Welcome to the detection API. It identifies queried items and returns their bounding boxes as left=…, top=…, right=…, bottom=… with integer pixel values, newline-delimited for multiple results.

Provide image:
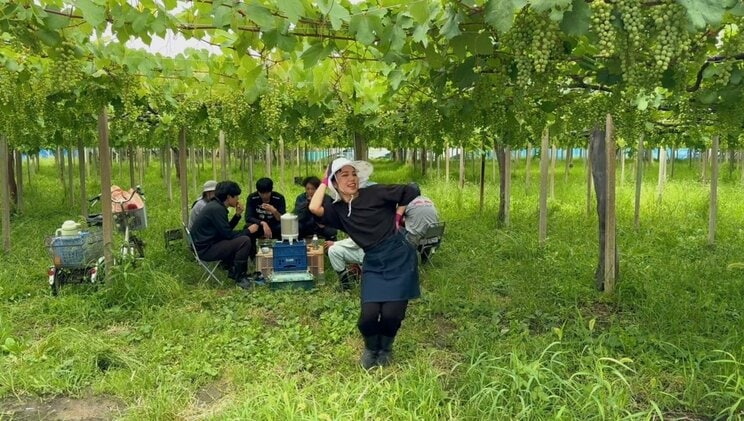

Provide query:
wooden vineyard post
left=634, top=134, right=644, bottom=230
left=179, top=128, right=189, bottom=227
left=0, top=135, right=10, bottom=251
left=128, top=144, right=135, bottom=189
left=211, top=148, right=217, bottom=181
left=78, top=139, right=87, bottom=218
left=219, top=130, right=227, bottom=180
left=265, top=143, right=272, bottom=178
left=279, top=136, right=285, bottom=194
left=137, top=147, right=145, bottom=186
left=98, top=107, right=113, bottom=267
left=586, top=145, right=592, bottom=217
left=479, top=149, right=485, bottom=213
left=709, top=135, right=719, bottom=246
left=14, top=150, right=22, bottom=214
left=549, top=144, right=557, bottom=199
left=444, top=141, right=450, bottom=182
left=525, top=142, right=532, bottom=191
left=166, top=144, right=173, bottom=203
left=503, top=146, right=511, bottom=226
left=538, top=128, right=549, bottom=246
left=590, top=118, right=619, bottom=292
left=604, top=114, right=617, bottom=293
left=657, top=146, right=666, bottom=203
left=249, top=152, right=255, bottom=191
left=458, top=145, right=465, bottom=189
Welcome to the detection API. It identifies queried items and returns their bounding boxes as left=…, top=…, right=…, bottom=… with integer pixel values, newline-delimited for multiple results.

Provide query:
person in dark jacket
left=246, top=177, right=286, bottom=240
left=190, top=181, right=259, bottom=287
left=294, top=176, right=337, bottom=241
left=309, top=158, right=420, bottom=369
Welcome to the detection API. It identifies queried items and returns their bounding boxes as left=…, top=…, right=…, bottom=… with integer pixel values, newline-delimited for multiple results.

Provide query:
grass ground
left=1, top=155, right=743, bottom=420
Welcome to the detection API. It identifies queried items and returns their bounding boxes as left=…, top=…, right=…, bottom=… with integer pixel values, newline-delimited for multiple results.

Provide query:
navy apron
left=360, top=231, right=420, bottom=303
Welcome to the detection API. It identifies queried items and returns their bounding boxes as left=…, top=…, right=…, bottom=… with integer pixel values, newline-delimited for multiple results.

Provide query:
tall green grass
left=1, top=156, right=743, bottom=419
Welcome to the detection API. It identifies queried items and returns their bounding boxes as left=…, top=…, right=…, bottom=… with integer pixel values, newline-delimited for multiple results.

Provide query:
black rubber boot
left=360, top=335, right=380, bottom=370
left=230, top=260, right=251, bottom=288
left=376, top=336, right=395, bottom=367
left=337, top=270, right=353, bottom=291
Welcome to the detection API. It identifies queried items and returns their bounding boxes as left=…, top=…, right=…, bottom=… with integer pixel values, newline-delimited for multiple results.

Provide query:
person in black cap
left=246, top=177, right=286, bottom=240
left=309, top=158, right=420, bottom=369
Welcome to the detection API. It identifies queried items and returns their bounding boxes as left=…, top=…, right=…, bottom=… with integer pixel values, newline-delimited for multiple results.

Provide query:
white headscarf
left=326, top=157, right=374, bottom=203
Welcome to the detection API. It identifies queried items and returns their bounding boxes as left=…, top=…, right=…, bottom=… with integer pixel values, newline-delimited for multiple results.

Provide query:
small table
left=256, top=244, right=324, bottom=278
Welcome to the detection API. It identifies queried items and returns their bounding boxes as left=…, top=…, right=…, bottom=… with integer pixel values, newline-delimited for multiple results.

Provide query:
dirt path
left=0, top=395, right=123, bottom=420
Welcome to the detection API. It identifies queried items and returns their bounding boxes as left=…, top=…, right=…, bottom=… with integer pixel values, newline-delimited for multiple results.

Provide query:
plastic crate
left=46, top=230, right=103, bottom=268
left=269, top=271, right=314, bottom=290
left=273, top=241, right=307, bottom=272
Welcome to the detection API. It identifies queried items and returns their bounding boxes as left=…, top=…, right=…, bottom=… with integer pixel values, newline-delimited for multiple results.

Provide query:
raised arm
left=309, top=183, right=326, bottom=218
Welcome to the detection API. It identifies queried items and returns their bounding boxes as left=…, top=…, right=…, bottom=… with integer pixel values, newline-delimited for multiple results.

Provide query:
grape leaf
left=262, top=30, right=297, bottom=52
left=531, top=0, right=571, bottom=13
left=412, top=23, right=429, bottom=47
left=409, top=1, right=430, bottom=24
left=317, top=0, right=350, bottom=31
left=484, top=0, right=527, bottom=33
left=131, top=11, right=150, bottom=35
left=37, top=28, right=61, bottom=46
left=474, top=32, right=493, bottom=55
left=439, top=7, right=462, bottom=40
left=245, top=3, right=274, bottom=29
left=559, top=0, right=590, bottom=36
left=677, top=0, right=726, bottom=29
left=41, top=11, right=72, bottom=31
left=350, top=14, right=376, bottom=45
left=301, top=41, right=333, bottom=67
left=75, top=0, right=105, bottom=28
left=277, top=0, right=305, bottom=25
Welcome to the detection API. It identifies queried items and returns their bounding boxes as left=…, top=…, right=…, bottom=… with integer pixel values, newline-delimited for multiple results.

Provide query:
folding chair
left=417, top=222, right=445, bottom=267
left=182, top=222, right=222, bottom=285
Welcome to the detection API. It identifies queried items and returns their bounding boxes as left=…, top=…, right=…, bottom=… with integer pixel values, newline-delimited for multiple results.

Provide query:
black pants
left=358, top=301, right=408, bottom=337
left=198, top=236, right=252, bottom=264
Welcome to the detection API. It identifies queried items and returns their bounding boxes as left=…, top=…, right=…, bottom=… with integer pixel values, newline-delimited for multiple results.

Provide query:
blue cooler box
left=272, top=241, right=308, bottom=272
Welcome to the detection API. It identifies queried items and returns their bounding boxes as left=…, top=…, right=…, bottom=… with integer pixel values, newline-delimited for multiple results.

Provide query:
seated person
left=190, top=181, right=260, bottom=288
left=401, top=194, right=441, bottom=263
left=325, top=237, right=364, bottom=290
left=189, top=180, right=218, bottom=230
left=246, top=177, right=286, bottom=240
left=294, top=176, right=337, bottom=241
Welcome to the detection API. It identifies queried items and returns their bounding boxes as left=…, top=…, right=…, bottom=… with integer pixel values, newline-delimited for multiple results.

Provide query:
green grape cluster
left=650, top=1, right=689, bottom=71
left=0, top=68, right=14, bottom=108
left=529, top=18, right=560, bottom=74
left=591, top=0, right=616, bottom=55
left=50, top=42, right=84, bottom=94
left=505, top=9, right=560, bottom=87
left=616, top=0, right=644, bottom=47
left=260, top=84, right=282, bottom=139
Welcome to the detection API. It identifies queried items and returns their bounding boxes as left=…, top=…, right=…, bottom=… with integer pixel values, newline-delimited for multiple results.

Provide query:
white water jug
left=56, top=220, right=81, bottom=237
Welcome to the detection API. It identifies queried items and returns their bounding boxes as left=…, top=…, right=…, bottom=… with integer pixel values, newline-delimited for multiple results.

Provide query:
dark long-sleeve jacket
left=318, top=184, right=419, bottom=250
left=190, top=199, right=243, bottom=253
